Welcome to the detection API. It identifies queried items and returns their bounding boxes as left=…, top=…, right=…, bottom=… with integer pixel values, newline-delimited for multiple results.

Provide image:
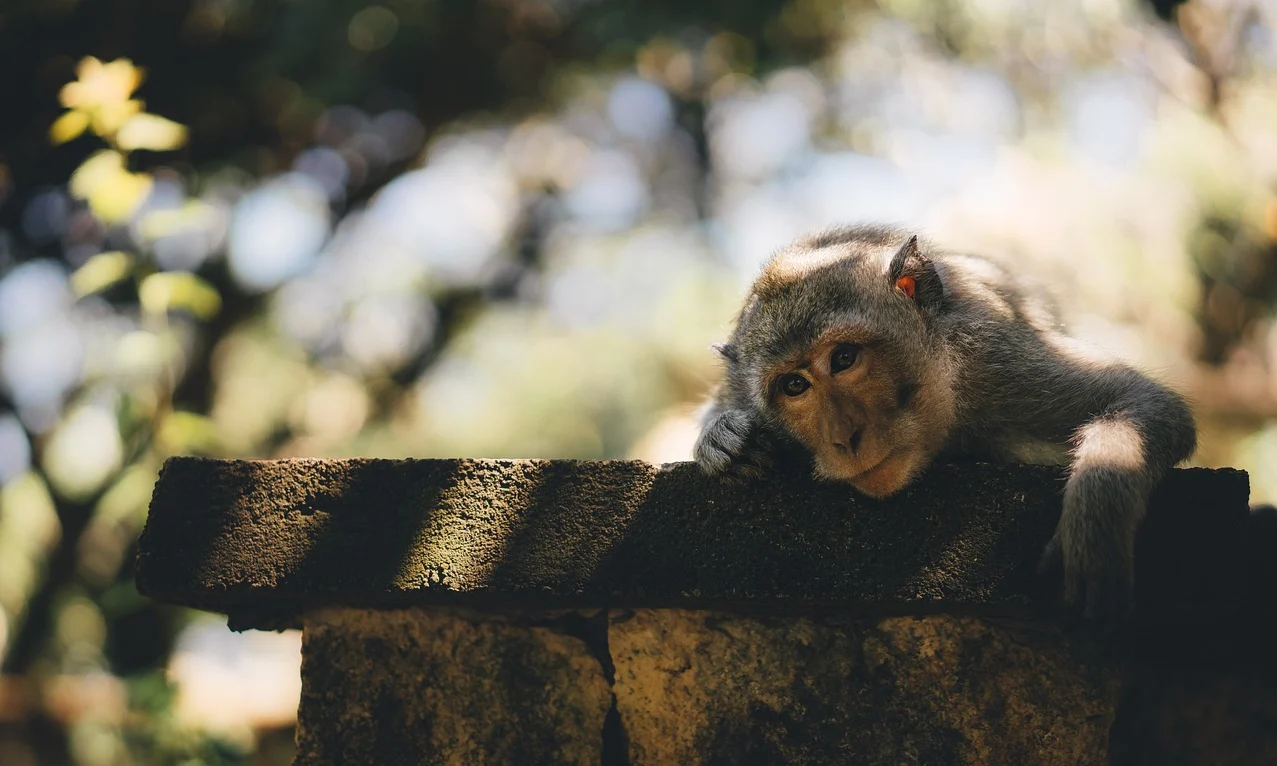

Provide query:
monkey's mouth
left=819, top=447, right=914, bottom=497
left=848, top=448, right=896, bottom=480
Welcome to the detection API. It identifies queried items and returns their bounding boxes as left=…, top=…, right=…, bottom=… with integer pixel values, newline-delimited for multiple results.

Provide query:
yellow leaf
left=58, top=57, right=100, bottom=107
left=69, top=150, right=126, bottom=197
left=70, top=251, right=134, bottom=296
left=115, top=113, right=188, bottom=152
left=93, top=172, right=152, bottom=224
left=57, top=57, right=148, bottom=139
left=69, top=150, right=153, bottom=224
left=90, top=99, right=143, bottom=138
left=139, top=272, right=222, bottom=319
left=59, top=56, right=143, bottom=110
left=49, top=110, right=90, bottom=145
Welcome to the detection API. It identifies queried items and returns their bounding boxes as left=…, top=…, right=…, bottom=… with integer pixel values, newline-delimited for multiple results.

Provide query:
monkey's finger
left=693, top=426, right=748, bottom=475
left=718, top=461, right=765, bottom=485
left=1037, top=536, right=1063, bottom=576
left=1062, top=571, right=1082, bottom=608
left=1082, top=580, right=1103, bottom=620
left=1082, top=563, right=1135, bottom=621
left=718, top=410, right=754, bottom=439
left=718, top=449, right=774, bottom=484
left=739, top=439, right=775, bottom=470
left=693, top=445, right=733, bottom=476
left=696, top=442, right=752, bottom=478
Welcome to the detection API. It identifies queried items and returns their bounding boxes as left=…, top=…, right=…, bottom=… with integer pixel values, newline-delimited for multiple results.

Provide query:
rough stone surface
left=610, top=610, right=1120, bottom=766
left=294, top=607, right=611, bottom=766
left=136, top=458, right=1255, bottom=621
left=136, top=457, right=1277, bottom=766
left=295, top=606, right=1277, bottom=765
left=1109, top=668, right=1277, bottom=765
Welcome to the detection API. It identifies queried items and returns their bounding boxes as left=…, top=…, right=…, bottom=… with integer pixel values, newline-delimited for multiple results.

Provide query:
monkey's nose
left=833, top=429, right=864, bottom=454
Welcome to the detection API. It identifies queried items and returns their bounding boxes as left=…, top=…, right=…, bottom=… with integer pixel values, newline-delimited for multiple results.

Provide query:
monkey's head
left=721, top=226, right=958, bottom=497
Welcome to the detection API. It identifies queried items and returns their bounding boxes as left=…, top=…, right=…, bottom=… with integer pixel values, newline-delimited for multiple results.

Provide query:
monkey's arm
left=994, top=340, right=1197, bottom=616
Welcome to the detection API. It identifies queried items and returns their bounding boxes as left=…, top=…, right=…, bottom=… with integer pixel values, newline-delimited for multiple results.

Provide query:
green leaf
left=156, top=411, right=222, bottom=455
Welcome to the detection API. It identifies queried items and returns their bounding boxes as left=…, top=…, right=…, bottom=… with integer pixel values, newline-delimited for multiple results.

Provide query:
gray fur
left=693, top=224, right=1197, bottom=617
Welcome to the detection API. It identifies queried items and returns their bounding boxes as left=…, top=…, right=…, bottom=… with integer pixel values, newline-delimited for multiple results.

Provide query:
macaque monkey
left=695, top=225, right=1196, bottom=616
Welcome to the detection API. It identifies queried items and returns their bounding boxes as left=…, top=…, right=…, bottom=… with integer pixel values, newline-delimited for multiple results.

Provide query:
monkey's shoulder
left=934, top=251, right=1062, bottom=334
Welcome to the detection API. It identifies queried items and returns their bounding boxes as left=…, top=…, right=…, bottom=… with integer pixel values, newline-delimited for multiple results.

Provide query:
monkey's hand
left=1036, top=417, right=1162, bottom=619
left=1004, top=347, right=1194, bottom=619
left=1038, top=475, right=1142, bottom=619
left=693, top=407, right=776, bottom=481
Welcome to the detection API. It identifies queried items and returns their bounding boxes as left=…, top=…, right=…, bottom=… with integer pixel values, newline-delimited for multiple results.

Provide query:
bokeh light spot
left=0, top=260, right=71, bottom=337
left=0, top=415, right=31, bottom=484
left=348, top=6, right=399, bottom=52
left=607, top=77, right=674, bottom=143
left=563, top=150, right=649, bottom=230
left=340, top=293, right=436, bottom=373
left=227, top=174, right=331, bottom=292
left=41, top=403, right=124, bottom=502
left=365, top=142, right=518, bottom=285
left=22, top=190, right=71, bottom=244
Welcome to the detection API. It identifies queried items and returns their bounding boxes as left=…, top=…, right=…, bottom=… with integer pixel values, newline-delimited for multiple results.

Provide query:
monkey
left=694, top=224, right=1197, bottom=617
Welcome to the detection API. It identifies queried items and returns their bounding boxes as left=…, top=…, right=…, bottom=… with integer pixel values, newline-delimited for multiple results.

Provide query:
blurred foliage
left=2, top=0, right=1277, bottom=763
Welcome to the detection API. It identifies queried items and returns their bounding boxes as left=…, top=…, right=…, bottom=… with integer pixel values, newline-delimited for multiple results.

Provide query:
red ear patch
left=895, top=275, right=916, bottom=299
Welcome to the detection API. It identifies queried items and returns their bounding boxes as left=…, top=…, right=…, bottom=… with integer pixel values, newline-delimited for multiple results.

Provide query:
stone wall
left=137, top=458, right=1277, bottom=764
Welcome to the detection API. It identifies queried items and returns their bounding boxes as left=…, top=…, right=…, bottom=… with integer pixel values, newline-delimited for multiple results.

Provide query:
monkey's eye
left=779, top=373, right=810, bottom=397
left=830, top=343, right=861, bottom=373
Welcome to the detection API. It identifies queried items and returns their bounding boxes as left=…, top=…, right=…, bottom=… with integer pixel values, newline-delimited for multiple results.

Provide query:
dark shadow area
left=593, top=461, right=1066, bottom=609
left=138, top=457, right=472, bottom=615
left=485, top=460, right=653, bottom=593
left=137, top=456, right=1268, bottom=655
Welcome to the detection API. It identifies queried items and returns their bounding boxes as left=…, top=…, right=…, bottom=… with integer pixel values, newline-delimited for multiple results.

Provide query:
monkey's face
left=765, top=333, right=935, bottom=496
left=725, top=229, right=957, bottom=496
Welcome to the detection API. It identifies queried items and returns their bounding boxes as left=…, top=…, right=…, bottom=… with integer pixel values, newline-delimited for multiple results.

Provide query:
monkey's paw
left=693, top=409, right=774, bottom=482
left=1038, top=496, right=1138, bottom=619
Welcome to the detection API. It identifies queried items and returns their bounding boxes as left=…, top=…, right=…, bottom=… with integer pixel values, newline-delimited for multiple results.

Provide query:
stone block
left=295, top=608, right=611, bottom=766
left=611, top=610, right=1119, bottom=765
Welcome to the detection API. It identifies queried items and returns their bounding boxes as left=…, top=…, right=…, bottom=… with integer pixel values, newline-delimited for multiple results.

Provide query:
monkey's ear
left=888, top=235, right=943, bottom=309
left=712, top=343, right=739, bottom=363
